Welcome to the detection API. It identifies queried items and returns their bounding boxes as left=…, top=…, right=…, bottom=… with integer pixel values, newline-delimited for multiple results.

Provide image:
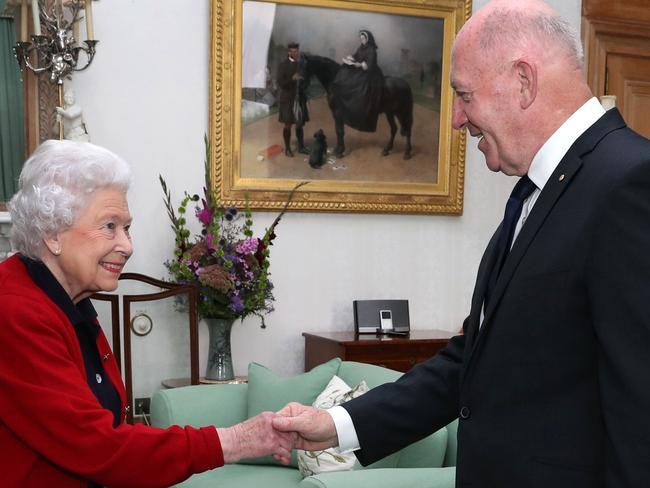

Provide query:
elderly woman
left=0, top=140, right=291, bottom=487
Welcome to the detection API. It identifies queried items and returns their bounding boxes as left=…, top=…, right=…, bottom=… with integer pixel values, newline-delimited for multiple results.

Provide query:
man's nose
left=451, top=98, right=468, bottom=130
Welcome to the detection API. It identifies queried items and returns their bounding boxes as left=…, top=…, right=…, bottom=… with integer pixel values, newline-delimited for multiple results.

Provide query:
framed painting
left=210, top=0, right=470, bottom=214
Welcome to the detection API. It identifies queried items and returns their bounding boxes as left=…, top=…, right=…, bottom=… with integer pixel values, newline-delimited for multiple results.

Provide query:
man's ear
left=514, top=59, right=537, bottom=109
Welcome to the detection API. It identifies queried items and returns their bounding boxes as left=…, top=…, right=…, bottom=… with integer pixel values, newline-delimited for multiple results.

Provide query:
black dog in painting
left=309, top=129, right=327, bottom=168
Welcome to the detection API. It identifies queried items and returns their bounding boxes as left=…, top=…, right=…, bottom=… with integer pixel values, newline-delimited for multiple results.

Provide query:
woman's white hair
left=9, top=139, right=132, bottom=259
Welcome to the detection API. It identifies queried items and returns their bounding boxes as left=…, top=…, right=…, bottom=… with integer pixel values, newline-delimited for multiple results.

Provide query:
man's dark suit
left=343, top=109, right=650, bottom=487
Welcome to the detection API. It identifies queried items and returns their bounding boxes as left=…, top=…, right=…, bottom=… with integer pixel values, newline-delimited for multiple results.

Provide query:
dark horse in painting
left=300, top=54, right=414, bottom=160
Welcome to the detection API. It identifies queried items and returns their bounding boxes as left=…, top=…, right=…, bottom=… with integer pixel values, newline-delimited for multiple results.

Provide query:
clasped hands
left=218, top=403, right=337, bottom=465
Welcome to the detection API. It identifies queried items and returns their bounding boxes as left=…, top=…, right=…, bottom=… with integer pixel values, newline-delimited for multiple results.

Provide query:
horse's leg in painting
left=382, top=111, right=398, bottom=156
left=334, top=115, right=346, bottom=158
left=402, top=128, right=412, bottom=160
left=327, top=94, right=345, bottom=158
left=397, top=106, right=413, bottom=160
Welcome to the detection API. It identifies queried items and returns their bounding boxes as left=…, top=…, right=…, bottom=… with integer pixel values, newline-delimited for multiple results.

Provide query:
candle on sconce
left=73, top=17, right=80, bottom=43
left=85, top=0, right=94, bottom=40
left=31, top=0, right=41, bottom=36
left=21, top=0, right=28, bottom=42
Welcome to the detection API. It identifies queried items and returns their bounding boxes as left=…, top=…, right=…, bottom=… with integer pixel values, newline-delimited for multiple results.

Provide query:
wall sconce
left=13, top=0, right=98, bottom=139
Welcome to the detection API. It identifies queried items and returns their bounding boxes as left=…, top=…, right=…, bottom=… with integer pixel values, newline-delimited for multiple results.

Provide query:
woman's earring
left=53, top=248, right=61, bottom=256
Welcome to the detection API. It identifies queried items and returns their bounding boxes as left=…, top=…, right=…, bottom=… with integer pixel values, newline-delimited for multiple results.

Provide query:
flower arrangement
left=160, top=138, right=305, bottom=327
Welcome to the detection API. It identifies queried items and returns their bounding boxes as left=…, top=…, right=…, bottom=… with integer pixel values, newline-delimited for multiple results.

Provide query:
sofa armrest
left=299, top=467, right=456, bottom=488
left=151, top=384, right=248, bottom=428
left=443, top=419, right=458, bottom=467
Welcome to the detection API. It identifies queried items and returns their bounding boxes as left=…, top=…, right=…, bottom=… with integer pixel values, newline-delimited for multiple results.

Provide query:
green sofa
left=151, top=359, right=457, bottom=488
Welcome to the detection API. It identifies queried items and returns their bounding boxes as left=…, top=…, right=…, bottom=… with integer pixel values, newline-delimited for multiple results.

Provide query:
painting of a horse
left=300, top=54, right=414, bottom=160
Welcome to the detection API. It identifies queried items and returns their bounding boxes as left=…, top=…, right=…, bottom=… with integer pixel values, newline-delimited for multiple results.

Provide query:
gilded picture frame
left=210, top=0, right=470, bottom=214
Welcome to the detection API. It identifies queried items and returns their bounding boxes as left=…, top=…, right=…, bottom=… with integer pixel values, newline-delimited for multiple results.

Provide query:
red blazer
left=0, top=255, right=223, bottom=487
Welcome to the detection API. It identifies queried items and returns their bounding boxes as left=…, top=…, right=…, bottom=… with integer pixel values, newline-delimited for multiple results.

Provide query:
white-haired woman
left=0, top=140, right=291, bottom=488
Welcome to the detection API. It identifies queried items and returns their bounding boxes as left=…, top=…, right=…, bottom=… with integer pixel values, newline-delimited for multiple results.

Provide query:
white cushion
left=297, top=375, right=368, bottom=478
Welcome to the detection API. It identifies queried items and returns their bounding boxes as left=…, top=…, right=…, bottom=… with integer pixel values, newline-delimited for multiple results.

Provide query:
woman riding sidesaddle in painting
left=332, top=29, right=384, bottom=132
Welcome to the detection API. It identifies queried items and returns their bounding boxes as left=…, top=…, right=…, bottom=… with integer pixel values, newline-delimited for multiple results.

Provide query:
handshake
left=218, top=403, right=337, bottom=465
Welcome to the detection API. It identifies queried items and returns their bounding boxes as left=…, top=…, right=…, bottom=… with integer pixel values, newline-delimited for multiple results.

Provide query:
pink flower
left=236, top=238, right=259, bottom=255
left=197, top=264, right=234, bottom=292
left=196, top=199, right=214, bottom=226
left=186, top=241, right=208, bottom=264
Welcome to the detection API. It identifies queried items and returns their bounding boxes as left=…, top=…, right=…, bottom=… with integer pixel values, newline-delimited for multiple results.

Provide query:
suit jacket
left=343, top=109, right=650, bottom=488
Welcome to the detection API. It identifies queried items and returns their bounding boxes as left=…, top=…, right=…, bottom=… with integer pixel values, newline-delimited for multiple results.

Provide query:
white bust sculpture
left=56, top=89, right=90, bottom=142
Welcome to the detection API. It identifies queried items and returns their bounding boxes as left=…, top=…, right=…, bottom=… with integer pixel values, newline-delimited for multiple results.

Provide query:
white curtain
left=242, top=1, right=276, bottom=89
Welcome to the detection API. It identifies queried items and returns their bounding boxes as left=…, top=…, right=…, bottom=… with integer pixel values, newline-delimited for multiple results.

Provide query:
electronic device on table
left=353, top=299, right=410, bottom=335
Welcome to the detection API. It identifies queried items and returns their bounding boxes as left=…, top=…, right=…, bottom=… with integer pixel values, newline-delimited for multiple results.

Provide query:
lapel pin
left=558, top=174, right=565, bottom=181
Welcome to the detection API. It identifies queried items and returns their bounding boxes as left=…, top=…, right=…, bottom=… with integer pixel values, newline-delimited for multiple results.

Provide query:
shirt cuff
left=326, top=406, right=361, bottom=453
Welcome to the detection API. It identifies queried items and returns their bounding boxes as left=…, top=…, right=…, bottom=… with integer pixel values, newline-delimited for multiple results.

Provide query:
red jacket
left=0, top=255, right=224, bottom=487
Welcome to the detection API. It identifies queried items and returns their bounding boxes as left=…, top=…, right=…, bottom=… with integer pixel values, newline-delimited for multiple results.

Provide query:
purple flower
left=228, top=291, right=245, bottom=313
left=205, top=232, right=217, bottom=251
left=236, top=238, right=259, bottom=255
left=223, top=253, right=243, bottom=267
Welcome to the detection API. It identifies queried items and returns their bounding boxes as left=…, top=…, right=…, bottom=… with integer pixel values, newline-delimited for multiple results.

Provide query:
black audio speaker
left=353, top=299, right=410, bottom=334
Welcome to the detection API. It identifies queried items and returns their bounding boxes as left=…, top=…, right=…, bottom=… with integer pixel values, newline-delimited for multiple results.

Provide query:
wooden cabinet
left=303, top=330, right=455, bottom=373
left=583, top=0, right=650, bottom=139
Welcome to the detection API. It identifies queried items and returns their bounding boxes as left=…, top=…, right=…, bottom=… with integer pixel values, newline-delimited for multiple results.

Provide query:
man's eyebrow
left=450, top=79, right=465, bottom=90
left=451, top=81, right=473, bottom=94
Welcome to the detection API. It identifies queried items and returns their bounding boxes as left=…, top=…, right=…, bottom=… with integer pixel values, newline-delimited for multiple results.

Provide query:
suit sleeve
left=585, top=160, right=650, bottom=486
left=342, top=332, right=465, bottom=465
left=0, top=295, right=223, bottom=488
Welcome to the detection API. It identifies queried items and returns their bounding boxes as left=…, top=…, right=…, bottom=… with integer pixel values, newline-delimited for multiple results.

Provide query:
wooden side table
left=303, top=330, right=455, bottom=372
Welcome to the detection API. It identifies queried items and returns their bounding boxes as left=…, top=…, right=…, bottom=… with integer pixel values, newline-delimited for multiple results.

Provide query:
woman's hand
left=217, top=412, right=294, bottom=465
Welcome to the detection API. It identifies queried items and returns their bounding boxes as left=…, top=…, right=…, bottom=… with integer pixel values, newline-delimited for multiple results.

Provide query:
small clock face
left=131, top=313, right=153, bottom=336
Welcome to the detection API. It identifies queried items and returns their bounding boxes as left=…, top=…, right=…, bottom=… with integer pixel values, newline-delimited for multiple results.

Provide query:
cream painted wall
left=70, top=0, right=580, bottom=397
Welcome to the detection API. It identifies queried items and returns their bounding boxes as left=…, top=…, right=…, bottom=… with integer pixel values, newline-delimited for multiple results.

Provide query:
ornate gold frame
left=210, top=0, right=470, bottom=214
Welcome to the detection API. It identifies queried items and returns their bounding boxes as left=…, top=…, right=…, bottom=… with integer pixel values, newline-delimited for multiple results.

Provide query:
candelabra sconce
left=14, top=36, right=97, bottom=83
left=12, top=0, right=98, bottom=140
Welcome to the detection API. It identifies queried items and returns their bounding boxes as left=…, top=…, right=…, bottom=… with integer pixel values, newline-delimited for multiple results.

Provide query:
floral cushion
left=297, top=375, right=369, bottom=478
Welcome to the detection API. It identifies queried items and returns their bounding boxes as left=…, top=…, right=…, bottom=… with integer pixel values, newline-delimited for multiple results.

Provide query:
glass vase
left=204, top=317, right=235, bottom=381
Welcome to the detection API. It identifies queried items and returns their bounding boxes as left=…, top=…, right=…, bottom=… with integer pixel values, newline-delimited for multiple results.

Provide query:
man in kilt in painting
left=277, top=41, right=310, bottom=157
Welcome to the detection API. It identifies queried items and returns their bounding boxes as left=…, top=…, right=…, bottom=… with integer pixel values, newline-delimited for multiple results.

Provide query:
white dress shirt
left=327, top=97, right=607, bottom=453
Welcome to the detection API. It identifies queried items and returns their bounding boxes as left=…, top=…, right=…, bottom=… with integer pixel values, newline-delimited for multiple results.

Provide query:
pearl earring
left=53, top=248, right=61, bottom=256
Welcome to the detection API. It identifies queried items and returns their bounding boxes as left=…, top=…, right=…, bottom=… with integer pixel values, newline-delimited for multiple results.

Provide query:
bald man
left=274, top=1, right=650, bottom=486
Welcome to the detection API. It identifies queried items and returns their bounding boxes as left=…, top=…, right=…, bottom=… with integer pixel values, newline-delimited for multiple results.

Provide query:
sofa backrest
left=337, top=361, right=402, bottom=388
left=336, top=361, right=456, bottom=469
left=150, top=359, right=458, bottom=470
